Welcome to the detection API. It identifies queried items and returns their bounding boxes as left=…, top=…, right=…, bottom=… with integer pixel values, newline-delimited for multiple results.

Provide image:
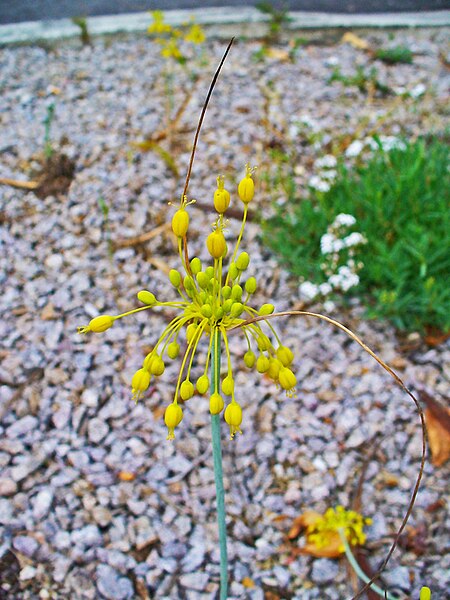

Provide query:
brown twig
left=113, top=223, right=171, bottom=249
left=0, top=177, right=40, bottom=190
left=231, top=310, right=427, bottom=600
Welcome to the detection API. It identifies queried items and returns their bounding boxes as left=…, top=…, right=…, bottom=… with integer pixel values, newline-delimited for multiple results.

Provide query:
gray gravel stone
left=0, top=477, right=17, bottom=496
left=13, top=535, right=39, bottom=557
left=32, top=489, right=54, bottom=520
left=311, top=558, right=339, bottom=584
left=6, top=415, right=38, bottom=438
left=96, top=564, right=134, bottom=600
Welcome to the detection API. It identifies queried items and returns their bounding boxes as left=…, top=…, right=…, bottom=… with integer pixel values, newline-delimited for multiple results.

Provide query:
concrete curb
left=0, top=7, right=449, bottom=46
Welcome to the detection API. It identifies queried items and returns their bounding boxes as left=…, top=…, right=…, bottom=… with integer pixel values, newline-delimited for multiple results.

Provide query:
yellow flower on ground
left=77, top=166, right=296, bottom=440
left=288, top=505, right=372, bottom=558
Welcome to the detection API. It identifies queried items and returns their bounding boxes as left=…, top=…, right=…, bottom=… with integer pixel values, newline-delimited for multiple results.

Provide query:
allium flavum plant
left=78, top=165, right=296, bottom=440
left=77, top=39, right=427, bottom=600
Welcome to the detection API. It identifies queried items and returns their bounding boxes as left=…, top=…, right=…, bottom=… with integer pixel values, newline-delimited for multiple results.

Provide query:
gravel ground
left=0, top=27, right=449, bottom=599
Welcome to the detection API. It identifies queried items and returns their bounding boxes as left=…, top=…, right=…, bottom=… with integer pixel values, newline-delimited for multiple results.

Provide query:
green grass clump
left=375, top=46, right=413, bottom=65
left=262, top=137, right=450, bottom=333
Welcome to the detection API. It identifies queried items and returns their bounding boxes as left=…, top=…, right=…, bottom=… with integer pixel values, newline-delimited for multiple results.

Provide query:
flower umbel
left=77, top=166, right=296, bottom=440
left=307, top=506, right=372, bottom=555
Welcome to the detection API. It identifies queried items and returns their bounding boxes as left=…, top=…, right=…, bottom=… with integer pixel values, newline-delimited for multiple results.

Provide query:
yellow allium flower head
left=184, top=23, right=206, bottom=45
left=307, top=505, right=372, bottom=554
left=148, top=11, right=172, bottom=35
left=77, top=165, right=296, bottom=439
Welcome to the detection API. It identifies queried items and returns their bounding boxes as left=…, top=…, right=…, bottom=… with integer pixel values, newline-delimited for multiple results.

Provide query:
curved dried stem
left=231, top=310, right=426, bottom=599
left=181, top=37, right=234, bottom=275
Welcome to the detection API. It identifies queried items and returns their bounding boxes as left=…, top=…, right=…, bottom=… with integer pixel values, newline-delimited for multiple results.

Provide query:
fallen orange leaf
left=287, top=510, right=322, bottom=539
left=420, top=389, right=450, bottom=467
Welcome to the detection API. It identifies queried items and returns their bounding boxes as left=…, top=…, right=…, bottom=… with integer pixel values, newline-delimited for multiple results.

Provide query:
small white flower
left=321, top=169, right=337, bottom=181
left=333, top=213, right=356, bottom=228
left=410, top=83, right=426, bottom=98
left=299, top=281, right=319, bottom=301
left=379, top=135, right=406, bottom=152
left=309, top=176, right=330, bottom=193
left=343, top=232, right=366, bottom=247
left=315, top=154, right=337, bottom=169
left=320, top=233, right=335, bottom=255
left=319, top=282, right=332, bottom=296
left=323, top=300, right=336, bottom=312
left=345, top=140, right=364, bottom=157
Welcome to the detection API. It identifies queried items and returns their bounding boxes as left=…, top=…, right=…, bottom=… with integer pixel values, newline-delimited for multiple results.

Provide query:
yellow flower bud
left=221, top=285, right=232, bottom=299
left=167, top=341, right=180, bottom=359
left=78, top=315, right=114, bottom=335
left=244, top=350, right=256, bottom=368
left=224, top=402, right=242, bottom=439
left=267, top=358, right=281, bottom=381
left=131, top=368, right=151, bottom=401
left=256, top=354, right=270, bottom=373
left=238, top=169, right=255, bottom=204
left=171, top=208, right=189, bottom=238
left=279, top=367, right=297, bottom=396
left=210, top=392, right=224, bottom=415
left=200, top=304, right=212, bottom=318
left=196, top=374, right=209, bottom=395
left=420, top=587, right=431, bottom=600
left=137, top=290, right=156, bottom=305
left=206, top=229, right=227, bottom=259
left=276, top=346, right=294, bottom=366
left=150, top=355, right=165, bottom=376
left=236, top=252, right=250, bottom=271
left=169, top=269, right=181, bottom=288
left=245, top=277, right=257, bottom=294
left=180, top=380, right=194, bottom=401
left=205, top=266, right=214, bottom=279
left=196, top=272, right=209, bottom=289
left=257, top=334, right=271, bottom=352
left=214, top=176, right=231, bottom=213
left=228, top=262, right=238, bottom=281
left=231, top=285, right=243, bottom=301
left=222, top=375, right=234, bottom=396
left=143, top=353, right=155, bottom=371
left=230, top=302, right=244, bottom=318
left=190, top=257, right=202, bottom=275
left=259, top=303, right=274, bottom=316
left=165, top=403, right=183, bottom=440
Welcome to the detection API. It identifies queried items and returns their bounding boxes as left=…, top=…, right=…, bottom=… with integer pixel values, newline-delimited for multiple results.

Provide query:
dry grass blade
left=231, top=310, right=426, bottom=599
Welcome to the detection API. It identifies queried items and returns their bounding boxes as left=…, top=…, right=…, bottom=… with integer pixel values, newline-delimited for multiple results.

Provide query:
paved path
left=2, top=0, right=449, bottom=25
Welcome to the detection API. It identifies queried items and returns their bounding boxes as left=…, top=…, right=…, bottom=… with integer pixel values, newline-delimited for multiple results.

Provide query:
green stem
left=338, top=529, right=399, bottom=600
left=210, top=329, right=228, bottom=599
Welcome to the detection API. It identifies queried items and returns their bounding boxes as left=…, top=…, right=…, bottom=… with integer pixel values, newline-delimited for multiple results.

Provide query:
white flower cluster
left=345, top=135, right=406, bottom=158
left=298, top=213, right=367, bottom=304
left=308, top=154, right=338, bottom=193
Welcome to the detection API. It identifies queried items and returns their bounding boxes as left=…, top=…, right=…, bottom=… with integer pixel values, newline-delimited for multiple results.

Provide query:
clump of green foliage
left=71, top=16, right=91, bottom=46
left=256, top=1, right=291, bottom=43
left=375, top=45, right=413, bottom=65
left=262, top=137, right=450, bottom=333
left=328, top=65, right=391, bottom=96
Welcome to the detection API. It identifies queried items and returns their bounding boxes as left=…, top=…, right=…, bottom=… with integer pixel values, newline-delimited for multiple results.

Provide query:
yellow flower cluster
left=307, top=505, right=372, bottom=554
left=148, top=11, right=205, bottom=62
left=78, top=166, right=296, bottom=440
